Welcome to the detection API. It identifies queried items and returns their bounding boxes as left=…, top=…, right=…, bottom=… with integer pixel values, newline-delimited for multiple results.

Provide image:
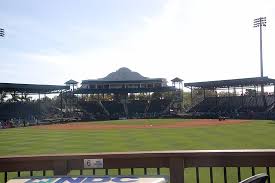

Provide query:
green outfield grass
left=1, top=119, right=275, bottom=182
left=1, top=119, right=275, bottom=156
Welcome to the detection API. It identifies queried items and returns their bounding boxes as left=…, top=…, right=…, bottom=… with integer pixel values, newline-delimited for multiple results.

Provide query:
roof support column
left=203, top=89, right=205, bottom=100
left=60, top=91, right=63, bottom=119
left=227, top=87, right=230, bottom=109
left=241, top=86, right=244, bottom=107
left=215, top=88, right=218, bottom=106
left=190, top=87, right=193, bottom=106
left=256, top=85, right=258, bottom=106
left=38, top=93, right=41, bottom=119
left=254, top=85, right=257, bottom=106
left=261, top=84, right=264, bottom=96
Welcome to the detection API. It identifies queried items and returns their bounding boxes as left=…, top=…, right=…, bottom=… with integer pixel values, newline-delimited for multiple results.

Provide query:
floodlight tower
left=253, top=17, right=266, bottom=94
left=0, top=28, right=5, bottom=37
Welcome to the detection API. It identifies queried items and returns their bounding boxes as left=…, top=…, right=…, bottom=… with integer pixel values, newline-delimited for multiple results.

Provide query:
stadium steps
left=162, top=100, right=173, bottom=114
left=266, top=104, right=274, bottom=112
left=162, top=98, right=176, bottom=114
left=266, top=95, right=275, bottom=106
left=144, top=100, right=151, bottom=116
left=186, top=96, right=205, bottom=112
left=98, top=101, right=110, bottom=116
left=264, top=95, right=275, bottom=113
left=123, top=102, right=128, bottom=117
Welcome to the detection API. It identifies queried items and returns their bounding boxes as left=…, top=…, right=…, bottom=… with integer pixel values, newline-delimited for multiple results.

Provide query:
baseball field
left=1, top=118, right=275, bottom=182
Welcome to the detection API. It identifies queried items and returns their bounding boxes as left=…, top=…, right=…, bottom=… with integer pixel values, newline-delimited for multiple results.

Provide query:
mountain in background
left=100, top=67, right=148, bottom=81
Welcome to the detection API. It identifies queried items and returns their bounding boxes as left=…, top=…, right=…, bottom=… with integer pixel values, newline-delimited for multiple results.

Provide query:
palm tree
left=0, top=91, right=7, bottom=103
left=20, top=92, right=32, bottom=102
left=10, top=91, right=19, bottom=102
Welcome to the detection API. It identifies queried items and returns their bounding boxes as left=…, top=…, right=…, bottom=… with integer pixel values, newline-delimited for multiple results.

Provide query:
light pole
left=0, top=28, right=4, bottom=37
left=253, top=17, right=266, bottom=95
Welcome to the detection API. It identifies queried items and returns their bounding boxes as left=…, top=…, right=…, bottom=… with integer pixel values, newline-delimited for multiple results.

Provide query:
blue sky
left=1, top=0, right=275, bottom=86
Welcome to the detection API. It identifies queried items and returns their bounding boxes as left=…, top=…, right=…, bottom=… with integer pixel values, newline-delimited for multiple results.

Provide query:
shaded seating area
left=78, top=98, right=173, bottom=120
left=185, top=77, right=275, bottom=119
left=102, top=101, right=125, bottom=119
left=0, top=102, right=39, bottom=120
left=77, top=101, right=107, bottom=120
left=0, top=83, right=69, bottom=127
left=189, top=95, right=274, bottom=114
left=78, top=101, right=105, bottom=114
left=189, top=97, right=217, bottom=112
left=147, top=99, right=171, bottom=115
left=128, top=100, right=147, bottom=117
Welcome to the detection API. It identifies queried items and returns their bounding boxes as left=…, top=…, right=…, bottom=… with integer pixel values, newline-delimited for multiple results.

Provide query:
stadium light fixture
left=253, top=17, right=266, bottom=95
left=0, top=28, right=4, bottom=37
left=253, top=17, right=266, bottom=78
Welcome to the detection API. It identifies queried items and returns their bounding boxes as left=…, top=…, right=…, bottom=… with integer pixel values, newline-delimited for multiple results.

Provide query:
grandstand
left=0, top=83, right=69, bottom=126
left=185, top=77, right=275, bottom=119
left=0, top=68, right=183, bottom=127
left=74, top=67, right=182, bottom=120
left=2, top=68, right=275, bottom=125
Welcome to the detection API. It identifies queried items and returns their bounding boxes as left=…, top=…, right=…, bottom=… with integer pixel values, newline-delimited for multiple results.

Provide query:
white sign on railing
left=84, top=159, right=104, bottom=168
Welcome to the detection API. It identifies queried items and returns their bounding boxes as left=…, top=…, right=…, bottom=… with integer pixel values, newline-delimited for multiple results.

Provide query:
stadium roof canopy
left=65, top=79, right=78, bottom=85
left=184, top=77, right=275, bottom=89
left=74, top=86, right=176, bottom=94
left=82, top=78, right=166, bottom=84
left=171, top=77, right=183, bottom=82
left=0, top=83, right=69, bottom=93
left=82, top=67, right=167, bottom=84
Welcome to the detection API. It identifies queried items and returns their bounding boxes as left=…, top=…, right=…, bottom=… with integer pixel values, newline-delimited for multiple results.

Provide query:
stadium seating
left=78, top=101, right=105, bottom=114
left=147, top=99, right=170, bottom=114
left=189, top=97, right=217, bottom=112
left=101, top=101, right=125, bottom=119
left=0, top=102, right=38, bottom=119
left=0, top=101, right=59, bottom=122
left=188, top=95, right=275, bottom=119
left=77, top=98, right=173, bottom=120
left=128, top=100, right=147, bottom=117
